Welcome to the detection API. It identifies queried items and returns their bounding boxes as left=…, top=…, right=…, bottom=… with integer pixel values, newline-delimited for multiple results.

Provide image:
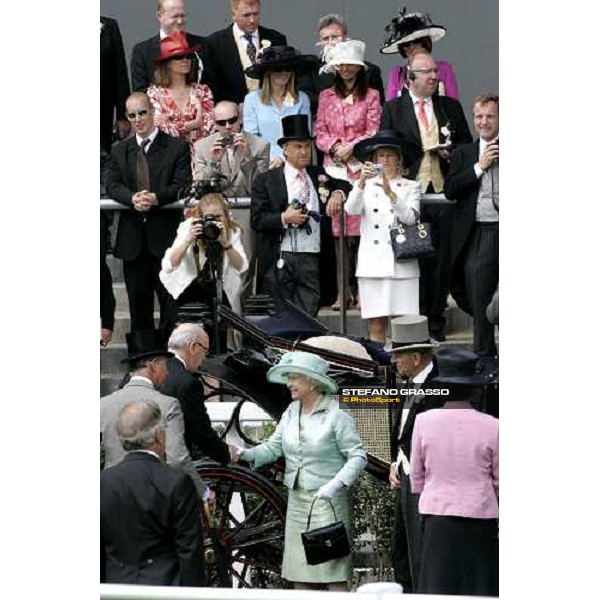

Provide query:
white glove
left=313, top=477, right=345, bottom=500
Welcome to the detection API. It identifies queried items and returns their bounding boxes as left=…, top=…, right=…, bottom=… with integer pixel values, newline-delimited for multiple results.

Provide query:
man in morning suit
left=298, top=13, right=386, bottom=116
left=130, top=0, right=217, bottom=95
left=380, top=52, right=472, bottom=341
left=386, top=316, right=441, bottom=593
left=107, top=92, right=190, bottom=333
left=206, top=0, right=287, bottom=105
left=100, top=329, right=209, bottom=501
left=101, top=399, right=205, bottom=586
left=100, top=16, right=130, bottom=153
left=250, top=114, right=352, bottom=316
left=444, top=94, right=499, bottom=357
left=160, top=323, right=232, bottom=464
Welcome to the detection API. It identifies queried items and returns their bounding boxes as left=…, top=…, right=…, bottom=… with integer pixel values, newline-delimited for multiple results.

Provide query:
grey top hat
left=384, top=315, right=438, bottom=354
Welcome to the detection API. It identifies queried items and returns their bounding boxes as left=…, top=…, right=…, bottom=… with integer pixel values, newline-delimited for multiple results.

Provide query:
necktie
left=417, top=99, right=429, bottom=130
left=136, top=139, right=151, bottom=192
left=244, top=33, right=257, bottom=65
left=296, top=170, right=310, bottom=205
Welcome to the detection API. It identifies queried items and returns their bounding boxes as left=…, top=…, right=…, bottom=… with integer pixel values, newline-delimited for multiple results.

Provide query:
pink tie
left=297, top=170, right=310, bottom=204
left=418, top=99, right=429, bottom=130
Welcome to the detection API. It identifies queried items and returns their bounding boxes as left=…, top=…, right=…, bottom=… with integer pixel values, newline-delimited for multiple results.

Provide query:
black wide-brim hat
left=432, top=348, right=487, bottom=386
left=277, top=114, right=315, bottom=147
left=354, top=130, right=422, bottom=168
left=245, top=45, right=319, bottom=80
left=122, top=329, right=174, bottom=364
left=380, top=9, right=446, bottom=55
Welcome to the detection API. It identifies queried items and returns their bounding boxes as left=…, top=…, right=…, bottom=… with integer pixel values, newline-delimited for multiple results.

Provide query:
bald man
left=160, top=323, right=232, bottom=464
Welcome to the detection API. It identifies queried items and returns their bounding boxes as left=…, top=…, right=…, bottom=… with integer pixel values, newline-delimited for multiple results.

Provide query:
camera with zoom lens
left=290, top=198, right=309, bottom=229
left=194, top=214, right=221, bottom=242
left=221, top=133, right=235, bottom=148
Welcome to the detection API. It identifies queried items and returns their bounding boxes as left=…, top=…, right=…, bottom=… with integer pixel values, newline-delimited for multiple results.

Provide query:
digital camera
left=194, top=214, right=221, bottom=242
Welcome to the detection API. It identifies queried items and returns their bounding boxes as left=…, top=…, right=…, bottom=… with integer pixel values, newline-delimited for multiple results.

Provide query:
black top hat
left=353, top=130, right=422, bottom=168
left=432, top=348, right=487, bottom=386
left=122, top=329, right=174, bottom=364
left=277, top=114, right=314, bottom=147
left=244, top=45, right=319, bottom=80
left=380, top=8, right=446, bottom=55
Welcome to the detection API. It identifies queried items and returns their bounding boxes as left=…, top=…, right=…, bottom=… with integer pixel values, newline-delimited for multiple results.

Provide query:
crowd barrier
left=100, top=582, right=487, bottom=600
left=99, top=194, right=453, bottom=210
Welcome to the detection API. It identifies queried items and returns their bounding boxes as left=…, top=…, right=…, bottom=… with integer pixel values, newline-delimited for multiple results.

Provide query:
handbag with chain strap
left=390, top=215, right=435, bottom=261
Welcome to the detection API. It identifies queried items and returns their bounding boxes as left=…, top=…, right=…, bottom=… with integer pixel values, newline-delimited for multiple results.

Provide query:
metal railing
left=100, top=582, right=487, bottom=600
left=100, top=194, right=453, bottom=210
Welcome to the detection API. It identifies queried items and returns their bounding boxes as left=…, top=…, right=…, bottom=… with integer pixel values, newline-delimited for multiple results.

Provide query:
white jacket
left=159, top=219, right=249, bottom=314
left=345, top=177, right=421, bottom=279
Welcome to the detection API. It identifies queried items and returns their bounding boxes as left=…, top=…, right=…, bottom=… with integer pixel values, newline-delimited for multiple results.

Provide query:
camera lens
left=203, top=221, right=221, bottom=242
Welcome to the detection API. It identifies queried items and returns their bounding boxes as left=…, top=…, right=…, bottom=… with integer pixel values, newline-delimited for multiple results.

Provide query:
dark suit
left=160, top=357, right=230, bottom=464
left=381, top=94, right=472, bottom=337
left=100, top=451, right=205, bottom=586
left=389, top=359, right=441, bottom=593
left=299, top=58, right=386, bottom=116
left=206, top=25, right=287, bottom=104
left=130, top=33, right=217, bottom=96
left=251, top=165, right=351, bottom=314
left=100, top=148, right=115, bottom=331
left=444, top=140, right=499, bottom=356
left=100, top=16, right=130, bottom=153
left=107, top=131, right=191, bottom=332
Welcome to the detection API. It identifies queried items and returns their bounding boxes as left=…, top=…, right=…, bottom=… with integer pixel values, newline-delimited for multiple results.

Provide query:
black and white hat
left=380, top=7, right=446, bottom=55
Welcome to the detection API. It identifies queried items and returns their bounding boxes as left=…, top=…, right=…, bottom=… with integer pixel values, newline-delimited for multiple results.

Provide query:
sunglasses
left=126, top=109, right=149, bottom=120
left=171, top=53, right=194, bottom=61
left=215, top=116, right=239, bottom=126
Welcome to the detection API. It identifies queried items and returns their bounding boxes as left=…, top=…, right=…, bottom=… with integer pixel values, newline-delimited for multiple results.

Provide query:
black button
left=374, top=224, right=379, bottom=229
left=373, top=208, right=378, bottom=213
left=374, top=240, right=379, bottom=244
left=390, top=209, right=394, bottom=213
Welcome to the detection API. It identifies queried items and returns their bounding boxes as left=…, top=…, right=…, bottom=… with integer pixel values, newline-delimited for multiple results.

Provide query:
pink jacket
left=411, top=404, right=499, bottom=519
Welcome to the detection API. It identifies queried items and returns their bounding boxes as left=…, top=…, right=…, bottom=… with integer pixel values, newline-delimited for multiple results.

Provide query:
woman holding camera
left=344, top=131, right=422, bottom=343
left=159, top=192, right=248, bottom=315
left=232, top=350, right=366, bottom=590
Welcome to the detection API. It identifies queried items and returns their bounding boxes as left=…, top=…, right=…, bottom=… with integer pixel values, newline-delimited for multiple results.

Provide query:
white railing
left=100, top=583, right=489, bottom=600
left=99, top=194, right=453, bottom=210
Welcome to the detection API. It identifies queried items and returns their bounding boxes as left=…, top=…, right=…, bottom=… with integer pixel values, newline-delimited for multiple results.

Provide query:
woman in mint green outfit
left=234, top=351, right=367, bottom=590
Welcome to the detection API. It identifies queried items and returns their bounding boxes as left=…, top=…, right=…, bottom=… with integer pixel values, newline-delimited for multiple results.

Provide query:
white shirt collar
left=284, top=162, right=305, bottom=180
left=412, top=360, right=434, bottom=384
left=408, top=89, right=432, bottom=106
left=136, top=127, right=159, bottom=148
left=129, top=375, right=154, bottom=386
left=233, top=22, right=258, bottom=43
left=130, top=449, right=161, bottom=460
left=173, top=353, right=187, bottom=370
left=479, top=135, right=499, bottom=157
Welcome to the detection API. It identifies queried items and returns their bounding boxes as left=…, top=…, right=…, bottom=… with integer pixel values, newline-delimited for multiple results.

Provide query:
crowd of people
left=100, top=0, right=499, bottom=595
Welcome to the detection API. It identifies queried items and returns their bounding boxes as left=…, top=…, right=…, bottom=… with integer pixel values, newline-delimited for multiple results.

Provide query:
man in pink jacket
left=411, top=348, right=499, bottom=596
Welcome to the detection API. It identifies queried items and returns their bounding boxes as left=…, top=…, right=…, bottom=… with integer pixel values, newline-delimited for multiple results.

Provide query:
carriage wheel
left=196, top=462, right=290, bottom=589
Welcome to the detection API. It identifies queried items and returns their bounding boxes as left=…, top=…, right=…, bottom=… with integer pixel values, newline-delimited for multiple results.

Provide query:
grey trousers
left=262, top=252, right=320, bottom=317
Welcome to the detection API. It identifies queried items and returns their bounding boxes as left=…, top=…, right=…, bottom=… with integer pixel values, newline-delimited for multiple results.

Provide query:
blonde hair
left=190, top=193, right=241, bottom=247
left=260, top=70, right=298, bottom=105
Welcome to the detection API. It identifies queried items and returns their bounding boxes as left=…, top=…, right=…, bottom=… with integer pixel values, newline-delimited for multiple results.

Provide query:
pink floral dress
left=147, top=83, right=215, bottom=163
left=315, top=87, right=381, bottom=236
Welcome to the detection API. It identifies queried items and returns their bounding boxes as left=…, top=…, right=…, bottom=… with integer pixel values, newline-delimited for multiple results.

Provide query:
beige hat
left=384, top=315, right=439, bottom=354
left=320, top=39, right=368, bottom=74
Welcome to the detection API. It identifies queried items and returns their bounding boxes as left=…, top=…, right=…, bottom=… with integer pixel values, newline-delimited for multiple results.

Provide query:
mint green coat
left=243, top=395, right=367, bottom=490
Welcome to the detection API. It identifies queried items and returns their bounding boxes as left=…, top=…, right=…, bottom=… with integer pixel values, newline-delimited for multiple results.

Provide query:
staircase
left=101, top=255, right=479, bottom=397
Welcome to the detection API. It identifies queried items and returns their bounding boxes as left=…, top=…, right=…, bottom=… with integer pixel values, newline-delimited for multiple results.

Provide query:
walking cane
left=339, top=204, right=347, bottom=334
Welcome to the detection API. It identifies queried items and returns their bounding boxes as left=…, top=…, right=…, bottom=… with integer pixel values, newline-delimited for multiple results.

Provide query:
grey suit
left=193, top=132, right=270, bottom=198
left=100, top=378, right=206, bottom=498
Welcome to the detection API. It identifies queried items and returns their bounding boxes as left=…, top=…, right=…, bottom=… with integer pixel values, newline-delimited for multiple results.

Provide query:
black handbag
left=390, top=216, right=435, bottom=261
left=301, top=498, right=350, bottom=566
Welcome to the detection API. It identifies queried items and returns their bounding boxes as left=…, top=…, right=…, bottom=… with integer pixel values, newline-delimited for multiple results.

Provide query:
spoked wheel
left=196, top=462, right=290, bottom=589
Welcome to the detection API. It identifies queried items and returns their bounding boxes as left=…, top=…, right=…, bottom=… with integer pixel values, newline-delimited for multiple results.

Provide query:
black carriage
left=192, top=304, right=498, bottom=588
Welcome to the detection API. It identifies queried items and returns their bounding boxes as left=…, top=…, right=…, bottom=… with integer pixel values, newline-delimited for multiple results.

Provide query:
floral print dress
left=147, top=83, right=215, bottom=163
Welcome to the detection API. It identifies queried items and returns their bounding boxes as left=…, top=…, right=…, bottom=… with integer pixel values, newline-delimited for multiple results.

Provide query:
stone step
left=107, top=255, right=124, bottom=283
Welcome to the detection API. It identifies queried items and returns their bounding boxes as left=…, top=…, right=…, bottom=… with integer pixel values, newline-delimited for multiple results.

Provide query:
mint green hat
left=267, top=351, right=338, bottom=394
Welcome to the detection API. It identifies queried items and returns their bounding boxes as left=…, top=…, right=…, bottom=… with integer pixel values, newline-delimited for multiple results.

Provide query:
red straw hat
left=155, top=31, right=199, bottom=62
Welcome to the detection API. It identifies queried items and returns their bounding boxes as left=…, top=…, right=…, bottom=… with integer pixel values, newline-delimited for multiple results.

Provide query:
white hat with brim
left=384, top=315, right=439, bottom=354
left=320, top=39, right=368, bottom=74
left=267, top=351, right=338, bottom=394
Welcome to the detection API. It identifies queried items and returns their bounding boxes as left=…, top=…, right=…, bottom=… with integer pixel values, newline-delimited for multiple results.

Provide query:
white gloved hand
left=313, top=477, right=345, bottom=500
